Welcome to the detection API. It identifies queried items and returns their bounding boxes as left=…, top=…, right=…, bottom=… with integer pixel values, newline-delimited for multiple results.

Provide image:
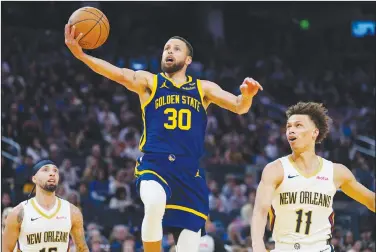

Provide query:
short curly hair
left=286, top=102, right=332, bottom=144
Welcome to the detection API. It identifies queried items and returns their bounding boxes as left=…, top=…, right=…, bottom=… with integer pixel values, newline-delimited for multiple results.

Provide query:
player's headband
left=32, top=159, right=56, bottom=176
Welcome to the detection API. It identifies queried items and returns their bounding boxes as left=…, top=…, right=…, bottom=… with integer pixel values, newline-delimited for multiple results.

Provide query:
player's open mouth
left=48, top=179, right=56, bottom=183
left=166, top=56, right=174, bottom=63
left=288, top=136, right=297, bottom=142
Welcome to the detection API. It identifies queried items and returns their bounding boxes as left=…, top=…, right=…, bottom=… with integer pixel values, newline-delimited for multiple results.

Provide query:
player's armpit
left=2, top=204, right=23, bottom=252
left=70, top=204, right=89, bottom=252
left=201, top=80, right=249, bottom=114
left=336, top=164, right=375, bottom=212
left=78, top=53, right=153, bottom=94
left=251, top=161, right=283, bottom=252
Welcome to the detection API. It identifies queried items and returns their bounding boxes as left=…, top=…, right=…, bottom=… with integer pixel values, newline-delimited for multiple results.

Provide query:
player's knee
left=140, top=180, right=166, bottom=218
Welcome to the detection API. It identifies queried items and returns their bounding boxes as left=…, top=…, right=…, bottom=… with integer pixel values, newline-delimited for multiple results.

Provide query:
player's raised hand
left=64, top=24, right=84, bottom=59
left=240, top=77, right=263, bottom=98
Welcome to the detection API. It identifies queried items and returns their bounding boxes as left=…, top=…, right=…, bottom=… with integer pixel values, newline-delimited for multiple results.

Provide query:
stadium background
left=1, top=2, right=375, bottom=252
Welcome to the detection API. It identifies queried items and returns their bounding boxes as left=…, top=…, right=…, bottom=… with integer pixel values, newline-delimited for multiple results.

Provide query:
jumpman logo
left=195, top=170, right=202, bottom=178
left=160, top=81, right=169, bottom=89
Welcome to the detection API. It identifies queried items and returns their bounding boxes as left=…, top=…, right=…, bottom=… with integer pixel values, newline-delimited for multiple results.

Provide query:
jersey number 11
left=295, top=210, right=312, bottom=235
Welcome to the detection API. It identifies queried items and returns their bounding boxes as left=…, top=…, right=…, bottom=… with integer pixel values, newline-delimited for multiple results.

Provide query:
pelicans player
left=2, top=160, right=89, bottom=252
left=251, top=102, right=375, bottom=252
left=65, top=24, right=262, bottom=252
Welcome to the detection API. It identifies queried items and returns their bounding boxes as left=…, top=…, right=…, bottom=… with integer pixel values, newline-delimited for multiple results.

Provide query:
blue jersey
left=139, top=73, right=207, bottom=159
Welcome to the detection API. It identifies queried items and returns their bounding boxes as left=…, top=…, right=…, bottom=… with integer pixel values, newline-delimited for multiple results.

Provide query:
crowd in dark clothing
left=1, top=4, right=375, bottom=251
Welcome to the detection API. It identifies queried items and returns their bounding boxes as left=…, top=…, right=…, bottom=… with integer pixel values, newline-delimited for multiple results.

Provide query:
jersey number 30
left=295, top=210, right=312, bottom=235
left=164, top=108, right=191, bottom=130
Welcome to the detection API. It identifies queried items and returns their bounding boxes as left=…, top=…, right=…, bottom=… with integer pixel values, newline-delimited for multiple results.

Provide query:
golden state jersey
left=270, top=156, right=336, bottom=245
left=139, top=73, right=207, bottom=158
left=17, top=197, right=71, bottom=252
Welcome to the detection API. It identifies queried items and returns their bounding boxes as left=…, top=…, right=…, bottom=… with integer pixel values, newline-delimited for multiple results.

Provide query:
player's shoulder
left=6, top=202, right=25, bottom=226
left=261, top=159, right=284, bottom=183
left=135, top=70, right=154, bottom=81
left=332, top=162, right=353, bottom=181
left=199, top=79, right=217, bottom=89
left=69, top=203, right=84, bottom=224
left=132, top=70, right=155, bottom=88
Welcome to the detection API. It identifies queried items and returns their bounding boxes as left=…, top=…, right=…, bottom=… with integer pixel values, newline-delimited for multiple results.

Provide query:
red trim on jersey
left=328, top=211, right=335, bottom=233
left=269, top=205, right=276, bottom=232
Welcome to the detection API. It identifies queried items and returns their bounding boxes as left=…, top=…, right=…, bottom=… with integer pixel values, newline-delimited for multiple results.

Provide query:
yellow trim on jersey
left=141, top=74, right=158, bottom=110
left=139, top=75, right=158, bottom=151
left=161, top=72, right=192, bottom=88
left=134, top=166, right=169, bottom=186
left=288, top=155, right=323, bottom=179
left=165, top=204, right=208, bottom=220
left=197, top=79, right=208, bottom=112
left=31, top=198, right=61, bottom=219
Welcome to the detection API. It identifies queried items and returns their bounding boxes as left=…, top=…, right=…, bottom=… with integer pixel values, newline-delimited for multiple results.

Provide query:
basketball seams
left=79, top=13, right=104, bottom=49
left=70, top=18, right=98, bottom=26
left=79, top=9, right=109, bottom=38
left=93, top=15, right=102, bottom=48
left=90, top=8, right=110, bottom=39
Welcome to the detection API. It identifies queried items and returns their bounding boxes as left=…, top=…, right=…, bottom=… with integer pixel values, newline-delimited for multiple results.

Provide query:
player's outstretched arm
left=201, top=77, right=262, bottom=114
left=251, top=161, right=283, bottom=252
left=335, top=164, right=375, bottom=212
left=2, top=204, right=23, bottom=252
left=70, top=204, right=89, bottom=252
left=64, top=24, right=153, bottom=94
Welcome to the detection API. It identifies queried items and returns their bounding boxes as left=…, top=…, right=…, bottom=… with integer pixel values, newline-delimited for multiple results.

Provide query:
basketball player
left=251, top=102, right=375, bottom=252
left=2, top=160, right=89, bottom=252
left=65, top=24, right=262, bottom=252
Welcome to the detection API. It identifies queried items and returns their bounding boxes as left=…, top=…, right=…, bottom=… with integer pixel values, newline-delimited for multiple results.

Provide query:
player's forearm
left=78, top=53, right=127, bottom=83
left=251, top=209, right=268, bottom=250
left=235, top=94, right=253, bottom=115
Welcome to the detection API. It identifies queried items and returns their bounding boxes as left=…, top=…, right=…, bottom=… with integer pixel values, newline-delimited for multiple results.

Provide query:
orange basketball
left=68, top=7, right=110, bottom=50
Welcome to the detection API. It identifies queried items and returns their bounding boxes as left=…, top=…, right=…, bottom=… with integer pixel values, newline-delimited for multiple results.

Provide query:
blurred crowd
left=1, top=3, right=375, bottom=251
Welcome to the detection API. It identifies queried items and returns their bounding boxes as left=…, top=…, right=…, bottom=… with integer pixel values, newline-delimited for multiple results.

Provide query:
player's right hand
left=64, top=24, right=84, bottom=59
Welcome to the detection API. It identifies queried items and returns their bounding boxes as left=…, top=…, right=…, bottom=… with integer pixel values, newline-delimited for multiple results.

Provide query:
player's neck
left=164, top=70, right=187, bottom=84
left=35, top=189, right=57, bottom=210
left=291, top=149, right=319, bottom=173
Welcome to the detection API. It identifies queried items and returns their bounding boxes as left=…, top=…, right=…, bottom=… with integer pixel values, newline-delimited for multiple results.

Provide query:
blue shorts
left=134, top=153, right=209, bottom=236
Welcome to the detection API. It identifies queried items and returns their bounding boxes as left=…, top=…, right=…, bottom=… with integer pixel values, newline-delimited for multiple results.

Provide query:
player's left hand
left=240, top=77, right=263, bottom=98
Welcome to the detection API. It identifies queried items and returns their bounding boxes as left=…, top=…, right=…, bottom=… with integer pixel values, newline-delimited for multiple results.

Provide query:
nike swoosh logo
left=31, top=217, right=41, bottom=221
left=288, top=175, right=299, bottom=179
left=320, top=248, right=330, bottom=252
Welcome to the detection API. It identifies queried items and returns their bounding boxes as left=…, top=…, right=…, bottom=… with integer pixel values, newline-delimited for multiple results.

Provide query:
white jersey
left=17, top=197, right=72, bottom=252
left=270, top=156, right=336, bottom=245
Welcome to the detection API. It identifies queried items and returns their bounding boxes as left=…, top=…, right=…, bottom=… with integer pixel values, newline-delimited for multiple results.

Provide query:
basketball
left=68, top=7, right=110, bottom=50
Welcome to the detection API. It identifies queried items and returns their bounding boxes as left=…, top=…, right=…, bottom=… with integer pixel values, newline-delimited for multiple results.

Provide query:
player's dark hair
left=286, top=102, right=332, bottom=144
left=170, top=36, right=193, bottom=58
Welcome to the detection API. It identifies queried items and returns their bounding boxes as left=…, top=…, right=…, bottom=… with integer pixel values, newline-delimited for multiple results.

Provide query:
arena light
left=352, top=20, right=375, bottom=38
left=299, top=19, right=310, bottom=30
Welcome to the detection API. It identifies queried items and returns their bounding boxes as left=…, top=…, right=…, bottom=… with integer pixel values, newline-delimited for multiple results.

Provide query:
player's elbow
left=367, top=195, right=375, bottom=212
left=236, top=107, right=249, bottom=115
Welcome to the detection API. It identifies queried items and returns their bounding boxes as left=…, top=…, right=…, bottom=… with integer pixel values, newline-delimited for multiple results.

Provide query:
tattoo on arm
left=70, top=204, right=89, bottom=252
left=17, top=207, right=24, bottom=224
left=133, top=72, right=137, bottom=81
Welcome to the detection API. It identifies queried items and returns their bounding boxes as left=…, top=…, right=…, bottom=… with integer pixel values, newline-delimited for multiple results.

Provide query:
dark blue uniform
left=135, top=73, right=209, bottom=235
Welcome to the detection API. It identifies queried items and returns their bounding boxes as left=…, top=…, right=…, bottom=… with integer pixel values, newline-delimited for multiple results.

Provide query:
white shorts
left=272, top=241, right=334, bottom=252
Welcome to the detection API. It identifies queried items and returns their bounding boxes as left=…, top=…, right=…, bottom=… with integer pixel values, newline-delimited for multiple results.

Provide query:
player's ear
left=312, top=128, right=319, bottom=139
left=32, top=176, right=36, bottom=184
left=185, top=55, right=192, bottom=65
